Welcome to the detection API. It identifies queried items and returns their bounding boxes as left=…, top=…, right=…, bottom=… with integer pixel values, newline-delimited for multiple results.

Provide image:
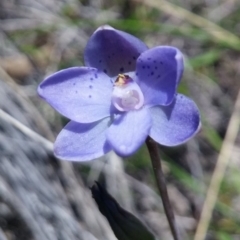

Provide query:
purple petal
left=38, top=67, right=113, bottom=123
left=54, top=118, right=112, bottom=161
left=149, top=94, right=201, bottom=146
left=136, top=46, right=184, bottom=106
left=84, top=25, right=148, bottom=77
left=107, top=108, right=152, bottom=157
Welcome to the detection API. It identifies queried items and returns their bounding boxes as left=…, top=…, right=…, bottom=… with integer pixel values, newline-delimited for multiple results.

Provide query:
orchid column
left=38, top=25, right=201, bottom=240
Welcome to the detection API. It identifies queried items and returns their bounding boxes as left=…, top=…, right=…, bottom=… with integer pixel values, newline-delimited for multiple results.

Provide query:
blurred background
left=0, top=0, right=240, bottom=239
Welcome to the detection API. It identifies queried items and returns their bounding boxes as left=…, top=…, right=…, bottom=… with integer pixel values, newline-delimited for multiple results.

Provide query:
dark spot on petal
left=147, top=66, right=150, bottom=69
left=99, top=60, right=102, bottom=63
left=147, top=57, right=151, bottom=60
left=151, top=72, right=154, bottom=76
left=112, top=53, right=115, bottom=56
left=89, top=85, right=93, bottom=89
left=136, top=72, right=138, bottom=76
left=75, top=91, right=78, bottom=93
left=157, top=75, right=161, bottom=78
left=120, top=67, right=124, bottom=72
left=160, top=61, right=163, bottom=64
left=142, top=65, right=145, bottom=69
left=104, top=69, right=107, bottom=73
left=154, top=60, right=156, bottom=63
left=133, top=56, right=136, bottom=60
left=90, top=78, right=93, bottom=81
left=73, top=82, right=76, bottom=85
left=89, top=95, right=92, bottom=98
left=128, top=61, right=132, bottom=65
left=94, top=73, right=98, bottom=79
left=155, top=66, right=158, bottom=70
left=108, top=55, right=111, bottom=59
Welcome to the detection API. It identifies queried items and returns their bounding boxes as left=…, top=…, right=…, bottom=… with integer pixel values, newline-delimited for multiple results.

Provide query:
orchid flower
left=38, top=25, right=201, bottom=161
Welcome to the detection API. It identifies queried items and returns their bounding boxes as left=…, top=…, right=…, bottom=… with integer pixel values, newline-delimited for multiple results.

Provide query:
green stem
left=146, top=137, right=180, bottom=240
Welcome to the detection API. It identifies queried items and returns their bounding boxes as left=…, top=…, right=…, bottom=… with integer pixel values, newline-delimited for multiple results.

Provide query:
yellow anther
left=114, top=74, right=130, bottom=86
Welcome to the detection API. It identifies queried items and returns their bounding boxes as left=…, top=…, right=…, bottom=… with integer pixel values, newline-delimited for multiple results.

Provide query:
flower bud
left=90, top=182, right=156, bottom=240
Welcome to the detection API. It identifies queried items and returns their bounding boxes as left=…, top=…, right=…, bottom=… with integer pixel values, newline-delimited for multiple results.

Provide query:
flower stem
left=146, top=137, right=180, bottom=240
